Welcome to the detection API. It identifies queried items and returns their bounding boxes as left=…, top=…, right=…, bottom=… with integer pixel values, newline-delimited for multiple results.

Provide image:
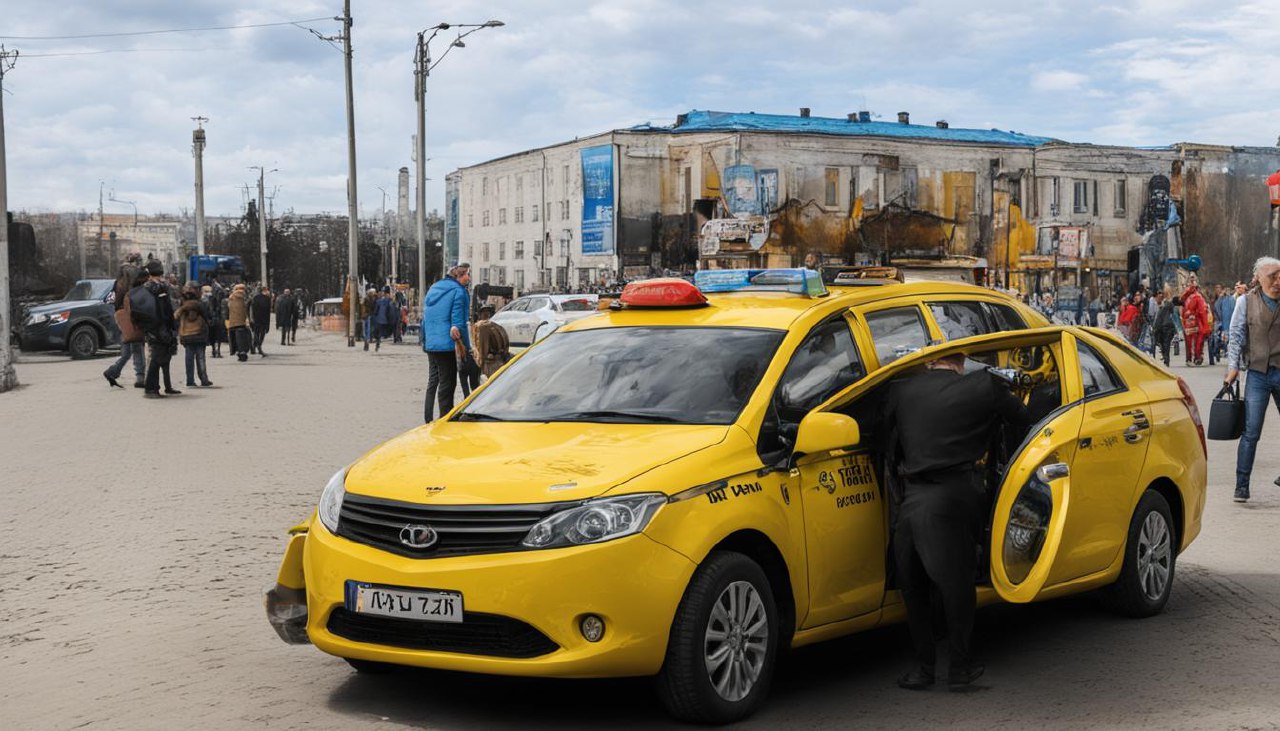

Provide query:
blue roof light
left=694, top=268, right=828, bottom=297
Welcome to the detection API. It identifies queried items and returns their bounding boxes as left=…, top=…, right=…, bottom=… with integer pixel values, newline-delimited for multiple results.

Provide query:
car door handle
left=1125, top=422, right=1150, bottom=434
left=1124, top=432, right=1144, bottom=444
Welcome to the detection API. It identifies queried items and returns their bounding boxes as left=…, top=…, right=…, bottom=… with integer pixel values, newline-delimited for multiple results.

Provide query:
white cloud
left=1032, top=70, right=1090, bottom=92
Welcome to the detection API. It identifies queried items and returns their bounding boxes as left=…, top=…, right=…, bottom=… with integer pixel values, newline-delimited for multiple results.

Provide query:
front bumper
left=288, top=521, right=697, bottom=679
left=17, top=323, right=62, bottom=351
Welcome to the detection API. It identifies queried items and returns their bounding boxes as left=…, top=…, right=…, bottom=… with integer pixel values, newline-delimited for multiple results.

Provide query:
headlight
left=1001, top=476, right=1053, bottom=585
left=522, top=493, right=667, bottom=549
left=26, top=313, right=48, bottom=326
left=318, top=467, right=347, bottom=533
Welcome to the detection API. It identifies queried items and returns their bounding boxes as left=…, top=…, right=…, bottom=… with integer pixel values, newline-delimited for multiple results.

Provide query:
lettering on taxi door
left=706, top=481, right=764, bottom=504
left=816, top=454, right=879, bottom=509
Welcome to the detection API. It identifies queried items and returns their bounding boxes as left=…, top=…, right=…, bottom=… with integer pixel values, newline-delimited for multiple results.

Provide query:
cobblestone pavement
left=1, top=331, right=1278, bottom=730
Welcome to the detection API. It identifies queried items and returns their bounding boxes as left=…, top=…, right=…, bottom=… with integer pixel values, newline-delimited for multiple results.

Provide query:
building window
left=499, top=241, right=506, bottom=260
left=545, top=202, right=551, bottom=221
left=482, top=210, right=490, bottom=227
left=563, top=164, right=570, bottom=191
left=466, top=244, right=473, bottom=260
left=467, top=213, right=473, bottom=228
left=1073, top=181, right=1089, bottom=214
left=482, top=242, right=490, bottom=261
left=516, top=175, right=523, bottom=193
left=498, top=208, right=507, bottom=225
left=824, top=167, right=839, bottom=207
left=496, top=267, right=507, bottom=286
left=561, top=200, right=570, bottom=220
left=531, top=204, right=539, bottom=222
left=514, top=269, right=525, bottom=290
left=1050, top=177, right=1061, bottom=216
left=514, top=206, right=523, bottom=223
left=1114, top=179, right=1127, bottom=216
left=482, top=177, right=488, bottom=196
left=514, top=240, right=525, bottom=259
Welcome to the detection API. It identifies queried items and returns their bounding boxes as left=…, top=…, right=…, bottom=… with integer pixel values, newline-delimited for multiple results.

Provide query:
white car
left=490, top=293, right=600, bottom=347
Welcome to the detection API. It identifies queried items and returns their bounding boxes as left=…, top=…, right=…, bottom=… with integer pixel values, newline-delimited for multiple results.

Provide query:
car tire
left=344, top=658, right=398, bottom=674
left=655, top=551, right=779, bottom=725
left=68, top=325, right=99, bottom=359
left=1101, top=489, right=1177, bottom=618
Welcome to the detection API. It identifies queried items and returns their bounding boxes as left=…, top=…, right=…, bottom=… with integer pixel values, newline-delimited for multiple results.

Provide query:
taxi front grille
left=336, top=493, right=578, bottom=558
left=327, top=608, right=559, bottom=659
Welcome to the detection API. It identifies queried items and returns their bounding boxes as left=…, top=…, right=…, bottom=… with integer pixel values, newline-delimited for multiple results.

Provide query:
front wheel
left=655, top=551, right=778, bottom=724
left=1102, top=489, right=1176, bottom=617
left=68, top=325, right=99, bottom=359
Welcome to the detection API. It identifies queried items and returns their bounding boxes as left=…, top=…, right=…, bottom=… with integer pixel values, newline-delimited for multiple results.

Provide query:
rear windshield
left=457, top=327, right=785, bottom=424
left=558, top=299, right=595, bottom=312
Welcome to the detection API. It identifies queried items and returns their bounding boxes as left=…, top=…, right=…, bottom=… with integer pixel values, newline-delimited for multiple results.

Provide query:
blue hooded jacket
left=422, top=276, right=470, bottom=352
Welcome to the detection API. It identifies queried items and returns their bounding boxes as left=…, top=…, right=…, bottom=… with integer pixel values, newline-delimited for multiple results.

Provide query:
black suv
left=17, top=279, right=121, bottom=359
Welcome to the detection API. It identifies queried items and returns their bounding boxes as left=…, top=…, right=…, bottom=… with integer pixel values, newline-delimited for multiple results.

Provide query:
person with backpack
left=1151, top=290, right=1178, bottom=366
left=205, top=284, right=227, bottom=358
left=226, top=283, right=251, bottom=362
left=175, top=283, right=214, bottom=388
left=133, top=260, right=180, bottom=398
left=473, top=304, right=511, bottom=379
left=103, top=253, right=147, bottom=389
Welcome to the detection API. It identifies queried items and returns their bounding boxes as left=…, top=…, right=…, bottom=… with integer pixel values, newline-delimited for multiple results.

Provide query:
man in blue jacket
left=422, top=263, right=471, bottom=422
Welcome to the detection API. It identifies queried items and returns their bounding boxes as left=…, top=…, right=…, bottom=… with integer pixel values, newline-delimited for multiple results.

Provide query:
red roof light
left=618, top=278, right=708, bottom=308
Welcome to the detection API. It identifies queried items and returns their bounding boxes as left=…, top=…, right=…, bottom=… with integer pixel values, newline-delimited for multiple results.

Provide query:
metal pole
left=0, top=47, right=18, bottom=392
left=257, top=168, right=268, bottom=290
left=415, top=32, right=428, bottom=301
left=343, top=0, right=360, bottom=347
left=193, top=117, right=207, bottom=256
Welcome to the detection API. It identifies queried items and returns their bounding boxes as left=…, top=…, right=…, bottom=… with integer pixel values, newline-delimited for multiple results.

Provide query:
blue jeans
left=1236, top=367, right=1280, bottom=492
left=105, top=341, right=145, bottom=381
left=183, top=344, right=209, bottom=385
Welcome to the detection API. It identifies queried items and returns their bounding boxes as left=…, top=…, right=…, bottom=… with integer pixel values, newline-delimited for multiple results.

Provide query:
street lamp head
left=451, top=39, right=465, bottom=48
left=484, top=20, right=505, bottom=27
left=435, top=22, right=451, bottom=29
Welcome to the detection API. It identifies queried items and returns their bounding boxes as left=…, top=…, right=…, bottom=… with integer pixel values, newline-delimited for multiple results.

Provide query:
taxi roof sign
left=616, top=278, right=708, bottom=308
left=694, top=268, right=827, bottom=298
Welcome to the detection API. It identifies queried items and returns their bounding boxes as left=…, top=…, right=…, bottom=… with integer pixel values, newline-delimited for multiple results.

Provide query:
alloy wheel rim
left=1137, top=511, right=1172, bottom=601
left=704, top=580, right=768, bottom=702
left=72, top=331, right=93, bottom=355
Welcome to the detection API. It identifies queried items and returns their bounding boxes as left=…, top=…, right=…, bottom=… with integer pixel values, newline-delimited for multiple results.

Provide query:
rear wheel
left=655, top=551, right=778, bottom=724
left=1102, top=489, right=1176, bottom=617
left=68, top=325, right=99, bottom=359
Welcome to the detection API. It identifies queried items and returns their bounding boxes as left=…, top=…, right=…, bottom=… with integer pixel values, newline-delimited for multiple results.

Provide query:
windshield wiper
left=454, top=412, right=506, bottom=421
left=542, top=410, right=685, bottom=423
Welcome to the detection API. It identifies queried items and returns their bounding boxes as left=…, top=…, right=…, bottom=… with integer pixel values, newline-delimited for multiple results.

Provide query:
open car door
left=799, top=326, right=1086, bottom=609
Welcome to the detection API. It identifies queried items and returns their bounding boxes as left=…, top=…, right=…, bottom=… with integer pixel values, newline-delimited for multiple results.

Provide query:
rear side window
left=1078, top=341, right=1122, bottom=397
left=776, top=319, right=865, bottom=415
left=865, top=307, right=930, bottom=366
left=986, top=302, right=1027, bottom=331
left=929, top=301, right=991, bottom=340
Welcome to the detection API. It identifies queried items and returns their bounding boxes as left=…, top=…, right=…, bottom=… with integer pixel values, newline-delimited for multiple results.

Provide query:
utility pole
left=250, top=166, right=276, bottom=290
left=414, top=31, right=429, bottom=301
left=341, top=0, right=360, bottom=346
left=0, top=46, right=18, bottom=392
left=92, top=181, right=101, bottom=279
left=192, top=116, right=208, bottom=256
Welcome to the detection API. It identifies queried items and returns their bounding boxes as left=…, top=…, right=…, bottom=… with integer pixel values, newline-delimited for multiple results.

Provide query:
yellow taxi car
left=267, top=270, right=1206, bottom=724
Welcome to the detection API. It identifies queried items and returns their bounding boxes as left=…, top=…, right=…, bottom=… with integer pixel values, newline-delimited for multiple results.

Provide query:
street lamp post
left=414, top=19, right=503, bottom=301
left=249, top=166, right=278, bottom=290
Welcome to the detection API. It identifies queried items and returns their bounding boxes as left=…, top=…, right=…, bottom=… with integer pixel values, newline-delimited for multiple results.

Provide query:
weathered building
left=447, top=109, right=1280, bottom=294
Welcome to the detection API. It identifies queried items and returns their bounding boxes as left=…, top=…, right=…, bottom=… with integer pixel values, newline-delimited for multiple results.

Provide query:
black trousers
left=893, top=473, right=981, bottom=671
left=252, top=325, right=268, bottom=354
left=1156, top=328, right=1174, bottom=366
left=145, top=341, right=174, bottom=393
left=424, top=351, right=458, bottom=423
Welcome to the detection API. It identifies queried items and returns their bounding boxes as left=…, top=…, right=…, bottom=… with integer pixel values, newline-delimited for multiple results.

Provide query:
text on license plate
left=346, top=581, right=464, bottom=623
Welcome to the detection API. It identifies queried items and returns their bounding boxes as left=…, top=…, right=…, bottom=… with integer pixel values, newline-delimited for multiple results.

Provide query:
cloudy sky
left=2, top=0, right=1277, bottom=218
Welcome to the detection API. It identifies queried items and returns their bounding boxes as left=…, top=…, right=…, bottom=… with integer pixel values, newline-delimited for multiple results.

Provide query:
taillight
left=1176, top=377, right=1206, bottom=456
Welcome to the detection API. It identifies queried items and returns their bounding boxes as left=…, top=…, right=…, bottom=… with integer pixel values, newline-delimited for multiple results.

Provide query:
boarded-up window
left=1114, top=179, right=1127, bottom=216
left=1073, top=181, right=1088, bottom=214
left=824, top=168, right=839, bottom=207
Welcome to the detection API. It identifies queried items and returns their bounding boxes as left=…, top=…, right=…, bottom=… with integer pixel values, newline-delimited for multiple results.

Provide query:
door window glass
left=985, top=302, right=1026, bottom=331
left=929, top=301, right=991, bottom=340
left=865, top=307, right=930, bottom=365
left=776, top=319, right=865, bottom=416
left=1077, top=341, right=1121, bottom=397
left=530, top=297, right=550, bottom=312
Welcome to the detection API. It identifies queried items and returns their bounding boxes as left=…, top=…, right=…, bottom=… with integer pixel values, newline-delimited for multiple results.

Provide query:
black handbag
left=1207, top=381, right=1246, bottom=441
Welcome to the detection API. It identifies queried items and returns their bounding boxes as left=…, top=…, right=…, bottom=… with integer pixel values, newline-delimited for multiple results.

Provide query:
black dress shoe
left=144, top=391, right=164, bottom=399
left=897, top=666, right=935, bottom=690
left=104, top=371, right=123, bottom=388
left=1274, top=476, right=1280, bottom=487
left=949, top=664, right=985, bottom=689
left=134, top=380, right=145, bottom=389
left=164, top=388, right=183, bottom=395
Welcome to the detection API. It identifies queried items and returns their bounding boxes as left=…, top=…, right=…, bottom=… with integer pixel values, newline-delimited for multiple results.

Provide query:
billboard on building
left=580, top=144, right=615, bottom=255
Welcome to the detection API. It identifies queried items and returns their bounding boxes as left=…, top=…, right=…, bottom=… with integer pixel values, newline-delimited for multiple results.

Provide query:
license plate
left=346, top=581, right=464, bottom=623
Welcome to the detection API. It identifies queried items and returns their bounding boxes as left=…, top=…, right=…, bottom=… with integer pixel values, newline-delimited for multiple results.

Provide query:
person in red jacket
left=1181, top=278, right=1210, bottom=365
left=1117, top=294, right=1141, bottom=344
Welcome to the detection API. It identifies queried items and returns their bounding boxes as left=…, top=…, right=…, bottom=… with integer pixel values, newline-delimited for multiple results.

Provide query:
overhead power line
left=0, top=16, right=333, bottom=41
left=21, top=48, right=214, bottom=58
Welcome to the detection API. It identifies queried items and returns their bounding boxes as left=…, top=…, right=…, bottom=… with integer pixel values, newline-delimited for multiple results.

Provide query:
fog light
left=580, top=614, right=605, bottom=642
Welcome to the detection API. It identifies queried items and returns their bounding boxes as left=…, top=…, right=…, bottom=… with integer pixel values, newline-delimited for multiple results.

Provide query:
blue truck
left=188, top=255, right=247, bottom=286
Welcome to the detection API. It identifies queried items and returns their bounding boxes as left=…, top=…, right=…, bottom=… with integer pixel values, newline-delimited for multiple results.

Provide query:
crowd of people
left=101, top=252, right=313, bottom=397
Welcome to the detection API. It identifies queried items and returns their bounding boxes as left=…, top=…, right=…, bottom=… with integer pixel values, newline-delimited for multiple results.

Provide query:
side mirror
left=794, top=412, right=861, bottom=459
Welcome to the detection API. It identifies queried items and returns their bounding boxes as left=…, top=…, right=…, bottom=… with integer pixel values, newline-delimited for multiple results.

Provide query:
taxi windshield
left=457, top=326, right=784, bottom=424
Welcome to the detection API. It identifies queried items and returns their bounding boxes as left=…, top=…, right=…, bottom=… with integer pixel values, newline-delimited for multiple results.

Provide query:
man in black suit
left=885, top=351, right=1029, bottom=690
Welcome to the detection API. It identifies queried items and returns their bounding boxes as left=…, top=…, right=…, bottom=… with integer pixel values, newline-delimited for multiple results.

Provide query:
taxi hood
left=344, top=421, right=731, bottom=505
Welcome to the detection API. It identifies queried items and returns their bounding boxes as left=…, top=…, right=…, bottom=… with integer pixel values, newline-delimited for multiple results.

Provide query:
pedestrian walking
left=276, top=288, right=296, bottom=346
left=175, top=283, right=213, bottom=388
left=1118, top=295, right=1141, bottom=344
left=250, top=286, right=272, bottom=357
left=205, top=284, right=226, bottom=358
left=372, top=287, right=397, bottom=352
left=135, top=260, right=180, bottom=398
left=1182, top=277, right=1210, bottom=366
left=473, top=304, right=511, bottom=379
left=422, top=263, right=471, bottom=422
left=884, top=351, right=1029, bottom=690
left=1151, top=291, right=1177, bottom=366
left=361, top=288, right=377, bottom=351
left=289, top=290, right=302, bottom=344
left=103, top=253, right=147, bottom=389
left=1225, top=256, right=1280, bottom=502
left=1213, top=283, right=1235, bottom=366
left=226, top=283, right=251, bottom=362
